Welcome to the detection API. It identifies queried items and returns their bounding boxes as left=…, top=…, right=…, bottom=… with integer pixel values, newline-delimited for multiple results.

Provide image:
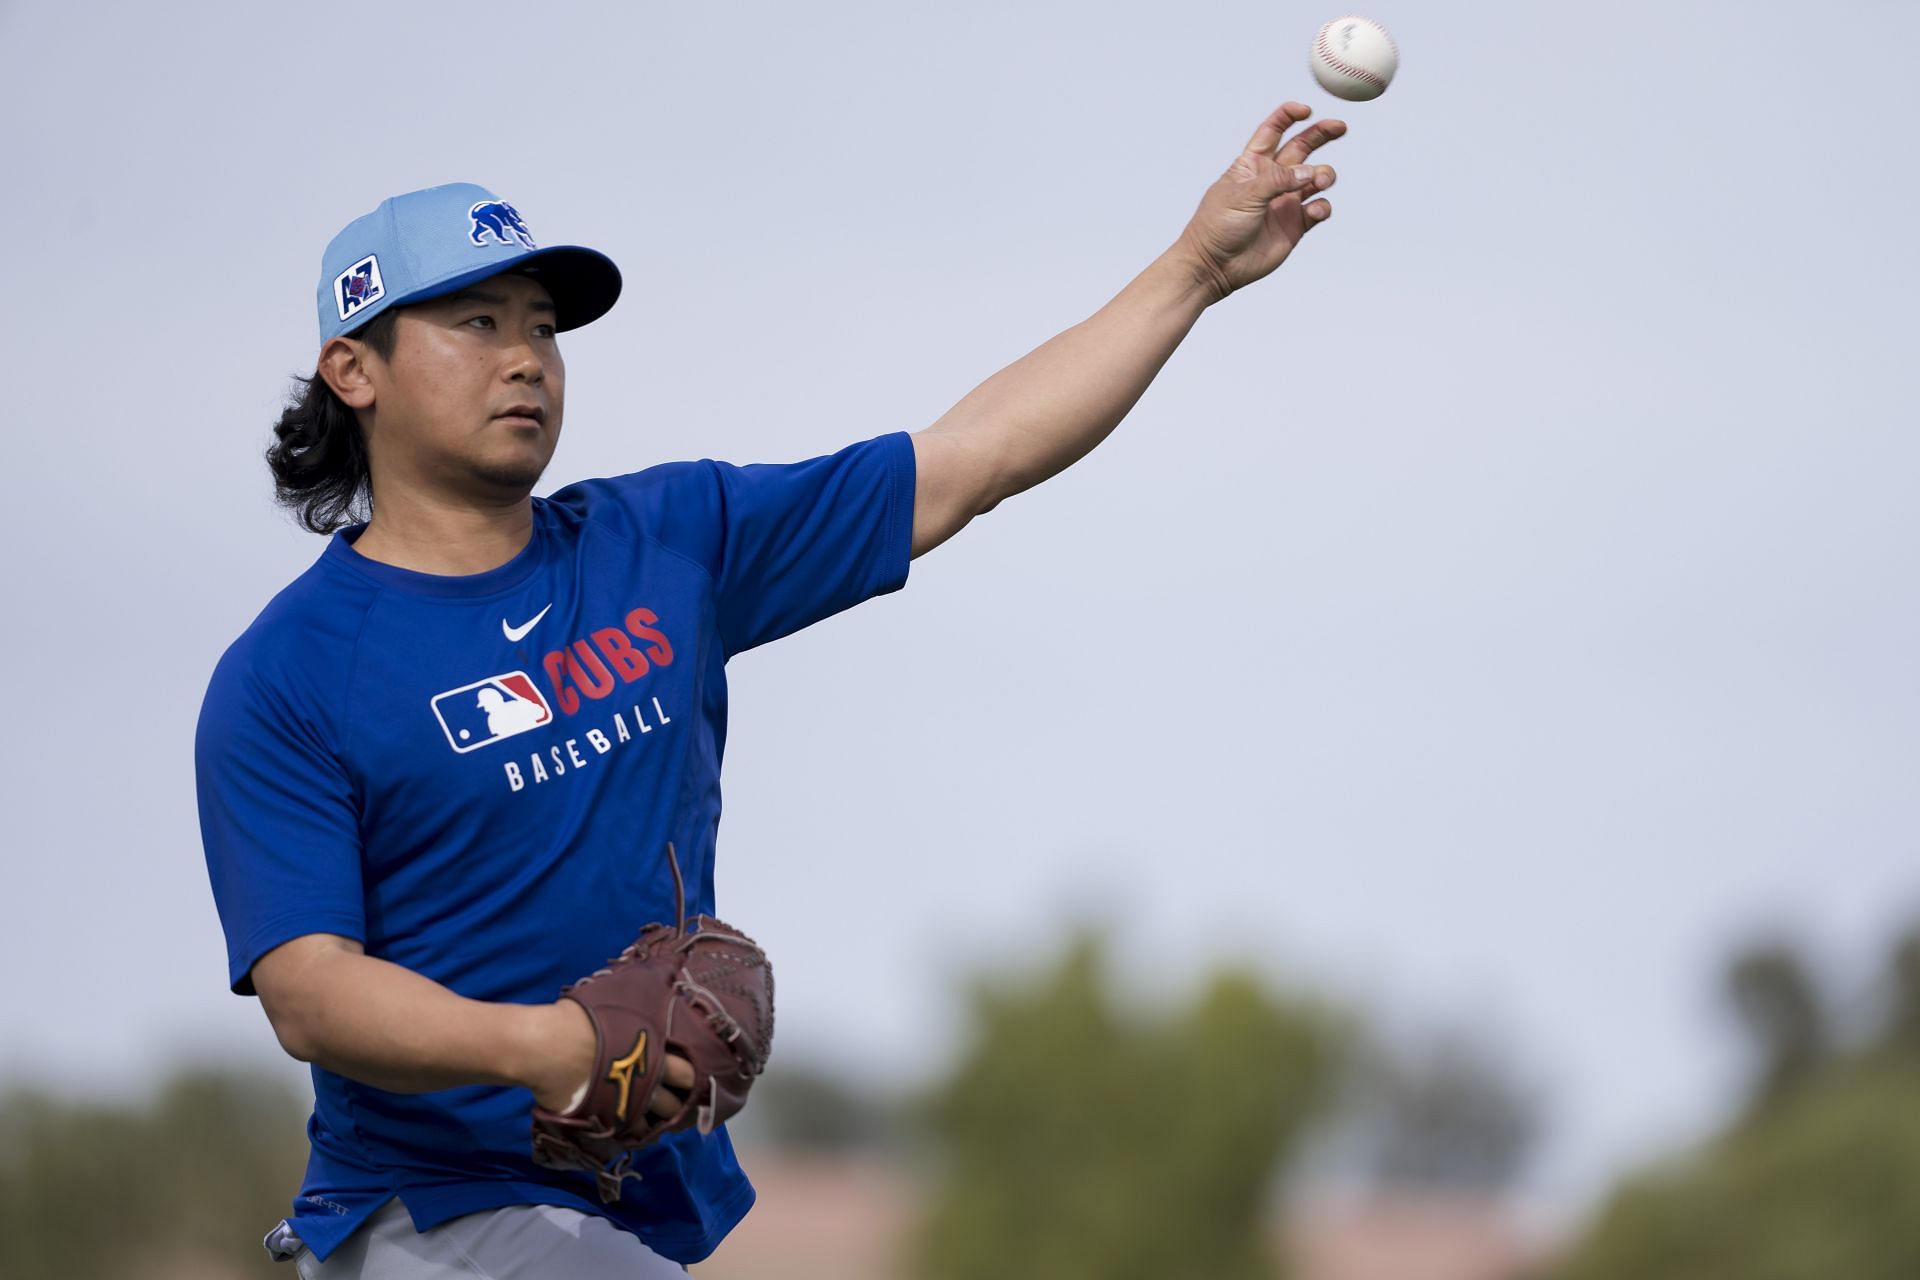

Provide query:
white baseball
left=1309, top=15, right=1398, bottom=102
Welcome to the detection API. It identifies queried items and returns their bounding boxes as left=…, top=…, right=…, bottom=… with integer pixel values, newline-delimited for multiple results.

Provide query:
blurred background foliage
left=913, top=933, right=1342, bottom=1280
left=1340, top=1024, right=1540, bottom=1196
left=0, top=1070, right=308, bottom=1279
left=1549, top=924, right=1920, bottom=1280
left=12, top=924, right=1920, bottom=1277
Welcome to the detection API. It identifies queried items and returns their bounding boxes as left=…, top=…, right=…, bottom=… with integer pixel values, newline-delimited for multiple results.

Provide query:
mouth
left=492, top=404, right=547, bottom=428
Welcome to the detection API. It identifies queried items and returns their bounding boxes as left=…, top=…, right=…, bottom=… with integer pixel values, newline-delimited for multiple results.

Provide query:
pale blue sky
left=3, top=0, right=1916, bottom=1219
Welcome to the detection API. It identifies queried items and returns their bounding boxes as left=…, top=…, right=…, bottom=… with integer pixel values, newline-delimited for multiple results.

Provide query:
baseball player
left=196, top=101, right=1343, bottom=1276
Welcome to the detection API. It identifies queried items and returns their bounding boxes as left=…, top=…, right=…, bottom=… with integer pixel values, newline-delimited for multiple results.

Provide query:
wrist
left=506, top=1000, right=596, bottom=1109
left=1165, top=236, right=1232, bottom=308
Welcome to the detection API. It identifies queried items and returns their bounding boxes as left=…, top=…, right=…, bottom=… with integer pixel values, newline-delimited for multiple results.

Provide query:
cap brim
left=510, top=246, right=623, bottom=332
left=397, top=245, right=623, bottom=333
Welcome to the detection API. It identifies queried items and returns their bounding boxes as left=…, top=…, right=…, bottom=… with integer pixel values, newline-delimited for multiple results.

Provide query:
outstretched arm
left=909, top=101, right=1346, bottom=559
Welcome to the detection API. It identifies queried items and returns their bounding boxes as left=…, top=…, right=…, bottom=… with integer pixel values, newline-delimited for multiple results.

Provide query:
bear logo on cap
left=469, top=201, right=537, bottom=251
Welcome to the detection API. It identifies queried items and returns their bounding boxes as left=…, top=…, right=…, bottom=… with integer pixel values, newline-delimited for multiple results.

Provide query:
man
left=196, top=101, right=1343, bottom=1276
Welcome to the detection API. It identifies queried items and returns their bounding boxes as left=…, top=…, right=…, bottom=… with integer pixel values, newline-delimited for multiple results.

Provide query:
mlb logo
left=334, top=254, right=385, bottom=322
left=431, top=672, right=552, bottom=754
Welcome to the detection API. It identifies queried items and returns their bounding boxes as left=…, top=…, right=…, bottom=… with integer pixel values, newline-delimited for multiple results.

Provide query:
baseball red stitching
left=1314, top=21, right=1391, bottom=89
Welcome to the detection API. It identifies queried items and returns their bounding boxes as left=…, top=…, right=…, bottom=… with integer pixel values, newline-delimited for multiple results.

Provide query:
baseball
left=1309, top=15, right=1398, bottom=102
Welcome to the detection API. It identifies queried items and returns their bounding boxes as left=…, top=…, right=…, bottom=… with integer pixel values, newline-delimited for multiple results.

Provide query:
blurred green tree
left=1873, top=926, right=1920, bottom=1061
left=1550, top=1058, right=1920, bottom=1280
left=1351, top=1029, right=1538, bottom=1193
left=0, top=1066, right=309, bottom=1279
left=1724, top=939, right=1830, bottom=1116
left=731, top=1059, right=897, bottom=1154
left=913, top=933, right=1340, bottom=1280
left=1551, top=927, right=1920, bottom=1280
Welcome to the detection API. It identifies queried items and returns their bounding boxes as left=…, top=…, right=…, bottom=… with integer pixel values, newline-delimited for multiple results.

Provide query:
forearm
left=277, top=947, right=565, bottom=1096
left=929, top=245, right=1215, bottom=505
left=909, top=105, right=1341, bottom=557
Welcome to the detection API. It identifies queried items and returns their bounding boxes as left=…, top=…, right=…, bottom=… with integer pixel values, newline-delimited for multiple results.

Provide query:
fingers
left=645, top=1054, right=697, bottom=1120
left=1243, top=103, right=1348, bottom=166
left=1277, top=118, right=1348, bottom=167
left=1272, top=165, right=1334, bottom=227
left=1269, top=162, right=1336, bottom=207
left=1294, top=164, right=1337, bottom=194
left=1242, top=102, right=1311, bottom=156
left=1243, top=105, right=1346, bottom=203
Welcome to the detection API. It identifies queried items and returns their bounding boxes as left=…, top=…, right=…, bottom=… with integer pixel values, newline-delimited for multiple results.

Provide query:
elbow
left=258, top=989, right=318, bottom=1064
left=250, top=933, right=358, bottom=1067
left=277, top=1029, right=318, bottom=1066
left=965, top=460, right=1017, bottom=524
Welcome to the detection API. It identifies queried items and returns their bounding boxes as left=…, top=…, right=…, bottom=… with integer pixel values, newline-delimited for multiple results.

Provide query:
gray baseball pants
left=264, top=1196, right=689, bottom=1278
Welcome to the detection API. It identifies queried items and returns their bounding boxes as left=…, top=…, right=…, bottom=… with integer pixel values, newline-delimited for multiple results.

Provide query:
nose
left=504, top=340, right=547, bottom=385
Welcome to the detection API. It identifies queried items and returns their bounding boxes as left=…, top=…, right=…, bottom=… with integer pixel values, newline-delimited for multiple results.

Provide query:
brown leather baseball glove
left=530, top=844, right=775, bottom=1203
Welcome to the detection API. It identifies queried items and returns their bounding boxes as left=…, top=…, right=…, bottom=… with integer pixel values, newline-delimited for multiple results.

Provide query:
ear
left=317, top=334, right=379, bottom=410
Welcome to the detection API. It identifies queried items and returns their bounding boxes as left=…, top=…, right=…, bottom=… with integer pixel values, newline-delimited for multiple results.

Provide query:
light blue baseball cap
left=315, top=182, right=621, bottom=345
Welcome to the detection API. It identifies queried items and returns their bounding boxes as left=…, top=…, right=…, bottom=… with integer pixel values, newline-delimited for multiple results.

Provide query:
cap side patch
left=334, top=254, right=385, bottom=323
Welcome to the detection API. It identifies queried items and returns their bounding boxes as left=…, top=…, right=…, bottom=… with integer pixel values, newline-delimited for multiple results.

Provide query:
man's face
left=361, top=272, right=565, bottom=501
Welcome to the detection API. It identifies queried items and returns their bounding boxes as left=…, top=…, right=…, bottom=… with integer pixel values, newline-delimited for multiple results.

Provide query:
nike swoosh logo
left=502, top=603, right=553, bottom=643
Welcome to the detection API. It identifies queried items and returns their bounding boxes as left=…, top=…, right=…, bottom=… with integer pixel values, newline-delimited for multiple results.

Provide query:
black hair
left=265, top=308, right=401, bottom=534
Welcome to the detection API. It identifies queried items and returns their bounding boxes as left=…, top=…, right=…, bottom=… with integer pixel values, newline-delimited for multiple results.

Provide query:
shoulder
left=198, top=548, right=383, bottom=747
left=543, top=460, right=731, bottom=572
left=546, top=460, right=725, bottom=528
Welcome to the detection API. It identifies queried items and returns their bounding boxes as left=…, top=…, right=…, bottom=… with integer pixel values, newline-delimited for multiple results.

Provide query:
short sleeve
left=195, top=645, right=366, bottom=996
left=558, top=432, right=917, bottom=660
left=707, top=432, right=916, bottom=656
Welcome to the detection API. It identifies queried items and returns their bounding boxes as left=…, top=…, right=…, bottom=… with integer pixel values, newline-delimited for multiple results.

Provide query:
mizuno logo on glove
left=608, top=1032, right=649, bottom=1124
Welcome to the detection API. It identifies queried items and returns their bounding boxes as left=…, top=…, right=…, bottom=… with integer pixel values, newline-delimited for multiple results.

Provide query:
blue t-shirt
left=194, top=432, right=916, bottom=1264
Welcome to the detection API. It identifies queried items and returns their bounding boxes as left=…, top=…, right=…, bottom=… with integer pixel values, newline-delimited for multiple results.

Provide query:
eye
left=467, top=314, right=496, bottom=330
left=534, top=322, right=557, bottom=338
